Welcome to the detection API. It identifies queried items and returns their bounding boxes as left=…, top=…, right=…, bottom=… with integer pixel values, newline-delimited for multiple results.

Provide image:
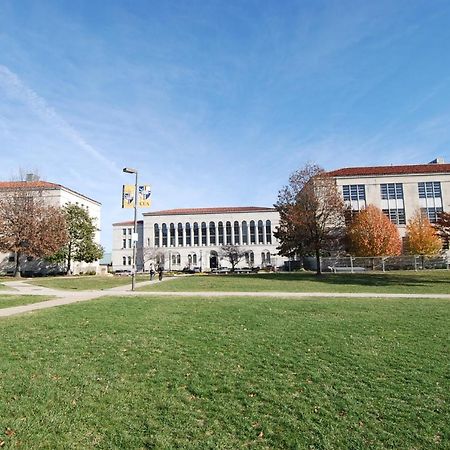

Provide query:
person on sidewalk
left=158, top=266, right=163, bottom=281
left=149, top=265, right=155, bottom=281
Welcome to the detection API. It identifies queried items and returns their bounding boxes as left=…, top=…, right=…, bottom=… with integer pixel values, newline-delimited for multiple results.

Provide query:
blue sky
left=1, top=0, right=450, bottom=250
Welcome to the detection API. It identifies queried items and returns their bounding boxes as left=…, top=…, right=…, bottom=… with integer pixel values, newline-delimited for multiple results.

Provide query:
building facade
left=0, top=179, right=102, bottom=275
left=328, top=158, right=450, bottom=237
left=112, top=207, right=281, bottom=272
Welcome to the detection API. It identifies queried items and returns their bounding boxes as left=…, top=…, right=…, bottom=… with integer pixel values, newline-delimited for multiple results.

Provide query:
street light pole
left=123, top=167, right=138, bottom=291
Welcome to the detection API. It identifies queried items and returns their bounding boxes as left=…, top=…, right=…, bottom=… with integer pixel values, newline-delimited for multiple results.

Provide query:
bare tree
left=219, top=244, right=245, bottom=272
left=0, top=184, right=68, bottom=276
left=274, top=163, right=345, bottom=275
left=143, top=246, right=167, bottom=270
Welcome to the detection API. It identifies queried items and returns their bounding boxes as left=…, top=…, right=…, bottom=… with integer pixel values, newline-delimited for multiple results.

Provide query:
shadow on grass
left=233, top=270, right=450, bottom=289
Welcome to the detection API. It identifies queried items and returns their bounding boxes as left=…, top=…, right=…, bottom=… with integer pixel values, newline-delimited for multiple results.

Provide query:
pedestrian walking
left=149, top=266, right=155, bottom=281
left=158, top=266, right=163, bottom=281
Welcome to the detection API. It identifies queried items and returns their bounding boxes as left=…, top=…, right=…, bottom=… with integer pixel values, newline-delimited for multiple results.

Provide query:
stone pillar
left=174, top=227, right=178, bottom=248
left=182, top=225, right=186, bottom=247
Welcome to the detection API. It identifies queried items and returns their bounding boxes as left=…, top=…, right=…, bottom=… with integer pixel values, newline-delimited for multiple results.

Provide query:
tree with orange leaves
left=347, top=205, right=402, bottom=256
left=405, top=211, right=442, bottom=255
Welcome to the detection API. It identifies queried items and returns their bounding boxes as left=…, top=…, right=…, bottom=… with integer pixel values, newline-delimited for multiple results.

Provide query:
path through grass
left=1, top=295, right=448, bottom=448
left=141, top=270, right=450, bottom=294
left=0, top=295, right=53, bottom=309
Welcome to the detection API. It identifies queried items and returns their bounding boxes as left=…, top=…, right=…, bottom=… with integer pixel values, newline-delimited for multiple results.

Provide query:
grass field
left=0, top=295, right=52, bottom=309
left=140, top=270, right=450, bottom=294
left=27, top=275, right=150, bottom=291
left=1, top=294, right=448, bottom=448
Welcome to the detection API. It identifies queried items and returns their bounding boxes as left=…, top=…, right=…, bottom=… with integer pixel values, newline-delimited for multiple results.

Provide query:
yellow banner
left=122, top=184, right=135, bottom=208
left=138, top=185, right=152, bottom=208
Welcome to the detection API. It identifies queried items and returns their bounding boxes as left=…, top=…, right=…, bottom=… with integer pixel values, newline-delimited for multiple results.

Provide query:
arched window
left=266, top=220, right=272, bottom=244
left=242, top=221, right=248, bottom=244
left=122, top=256, right=126, bottom=265
left=154, top=223, right=160, bottom=247
left=172, top=253, right=181, bottom=265
left=245, top=251, right=254, bottom=266
left=226, top=221, right=232, bottom=244
left=162, top=223, right=168, bottom=247
left=258, top=220, right=264, bottom=244
left=261, top=252, right=266, bottom=264
left=250, top=221, right=256, bottom=244
left=218, top=222, right=224, bottom=245
left=201, top=222, right=207, bottom=245
left=193, top=222, right=199, bottom=245
left=193, top=253, right=197, bottom=265
left=185, top=223, right=191, bottom=246
left=209, top=221, right=216, bottom=245
left=170, top=223, right=175, bottom=246
left=178, top=223, right=183, bottom=246
left=266, top=251, right=271, bottom=263
left=234, top=221, right=240, bottom=245
left=128, top=256, right=132, bottom=265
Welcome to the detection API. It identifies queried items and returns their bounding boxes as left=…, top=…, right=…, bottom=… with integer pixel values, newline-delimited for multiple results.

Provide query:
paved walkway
left=1, top=278, right=450, bottom=318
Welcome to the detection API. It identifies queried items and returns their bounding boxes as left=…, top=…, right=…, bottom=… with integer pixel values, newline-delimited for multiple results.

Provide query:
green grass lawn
left=0, top=295, right=448, bottom=448
left=140, top=270, right=450, bottom=294
left=0, top=295, right=53, bottom=309
left=28, top=275, right=150, bottom=291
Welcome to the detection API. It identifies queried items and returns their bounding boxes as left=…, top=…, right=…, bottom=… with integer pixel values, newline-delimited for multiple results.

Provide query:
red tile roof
left=144, top=206, right=276, bottom=216
left=0, top=180, right=101, bottom=205
left=113, top=220, right=143, bottom=226
left=327, top=163, right=450, bottom=177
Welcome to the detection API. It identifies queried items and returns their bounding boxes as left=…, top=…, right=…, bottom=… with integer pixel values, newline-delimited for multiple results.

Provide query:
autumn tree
left=274, top=163, right=345, bottom=275
left=0, top=185, right=68, bottom=276
left=346, top=205, right=402, bottom=256
left=435, top=211, right=450, bottom=249
left=405, top=211, right=442, bottom=256
left=49, top=204, right=103, bottom=274
left=219, top=244, right=245, bottom=272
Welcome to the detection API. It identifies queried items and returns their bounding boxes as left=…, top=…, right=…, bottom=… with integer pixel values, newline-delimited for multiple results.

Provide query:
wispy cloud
left=0, top=65, right=119, bottom=174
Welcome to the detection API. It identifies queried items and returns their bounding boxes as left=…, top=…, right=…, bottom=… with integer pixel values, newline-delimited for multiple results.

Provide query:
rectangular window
left=418, top=182, right=441, bottom=199
left=382, top=209, right=406, bottom=225
left=122, top=239, right=126, bottom=249
left=380, top=183, right=403, bottom=200
left=343, top=184, right=365, bottom=201
left=122, top=228, right=127, bottom=235
left=421, top=207, right=443, bottom=223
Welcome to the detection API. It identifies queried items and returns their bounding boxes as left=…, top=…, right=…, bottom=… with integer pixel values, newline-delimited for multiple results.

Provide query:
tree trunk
left=315, top=248, right=322, bottom=276
left=66, top=243, right=72, bottom=275
left=14, top=251, right=21, bottom=277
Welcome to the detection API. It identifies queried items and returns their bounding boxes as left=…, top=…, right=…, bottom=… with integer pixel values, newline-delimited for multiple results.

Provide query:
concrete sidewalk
left=1, top=278, right=450, bottom=318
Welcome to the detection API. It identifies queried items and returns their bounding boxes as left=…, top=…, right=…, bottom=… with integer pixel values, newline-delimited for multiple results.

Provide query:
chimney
left=25, top=173, right=40, bottom=182
left=428, top=157, right=445, bottom=164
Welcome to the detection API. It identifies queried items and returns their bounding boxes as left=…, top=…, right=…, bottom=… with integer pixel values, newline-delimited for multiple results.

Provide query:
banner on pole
left=122, top=184, right=135, bottom=208
left=122, top=184, right=152, bottom=208
left=138, top=185, right=152, bottom=208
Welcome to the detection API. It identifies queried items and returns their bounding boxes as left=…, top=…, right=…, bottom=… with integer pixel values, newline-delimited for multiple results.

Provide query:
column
left=182, top=225, right=186, bottom=247
left=206, top=224, right=210, bottom=246
left=175, top=227, right=178, bottom=247
left=158, top=225, right=162, bottom=248
left=263, top=222, right=267, bottom=245
left=231, top=223, right=235, bottom=245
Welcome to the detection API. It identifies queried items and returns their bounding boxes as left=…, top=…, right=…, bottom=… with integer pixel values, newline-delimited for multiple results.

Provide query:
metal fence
left=301, top=255, right=450, bottom=272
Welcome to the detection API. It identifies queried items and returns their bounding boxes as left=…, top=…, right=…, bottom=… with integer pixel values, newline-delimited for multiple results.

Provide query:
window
left=421, top=207, right=443, bottom=223
left=258, top=220, right=264, bottom=244
left=382, top=209, right=406, bottom=225
left=209, top=222, right=216, bottom=245
left=242, top=221, right=248, bottom=244
left=162, top=223, right=168, bottom=247
left=122, top=228, right=127, bottom=235
left=154, top=224, right=160, bottom=247
left=343, top=185, right=366, bottom=200
left=226, top=221, right=232, bottom=244
left=128, top=228, right=132, bottom=235
left=266, top=220, right=272, bottom=244
left=201, top=222, right=207, bottom=245
left=418, top=182, right=441, bottom=199
left=234, top=221, right=240, bottom=245
left=380, top=183, right=403, bottom=200
left=418, top=182, right=443, bottom=223
left=185, top=223, right=191, bottom=246
left=218, top=222, right=224, bottom=245
left=122, top=239, right=126, bottom=249
left=250, top=221, right=256, bottom=244
left=178, top=223, right=183, bottom=246
left=128, top=256, right=132, bottom=265
left=245, top=251, right=254, bottom=265
left=169, top=223, right=175, bottom=246
left=122, top=256, right=126, bottom=265
left=128, top=239, right=132, bottom=248
left=193, top=222, right=199, bottom=245
left=192, top=253, right=197, bottom=265
left=8, top=255, right=15, bottom=262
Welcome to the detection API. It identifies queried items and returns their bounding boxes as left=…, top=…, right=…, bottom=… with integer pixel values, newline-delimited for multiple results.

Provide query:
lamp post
left=123, top=167, right=138, bottom=291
